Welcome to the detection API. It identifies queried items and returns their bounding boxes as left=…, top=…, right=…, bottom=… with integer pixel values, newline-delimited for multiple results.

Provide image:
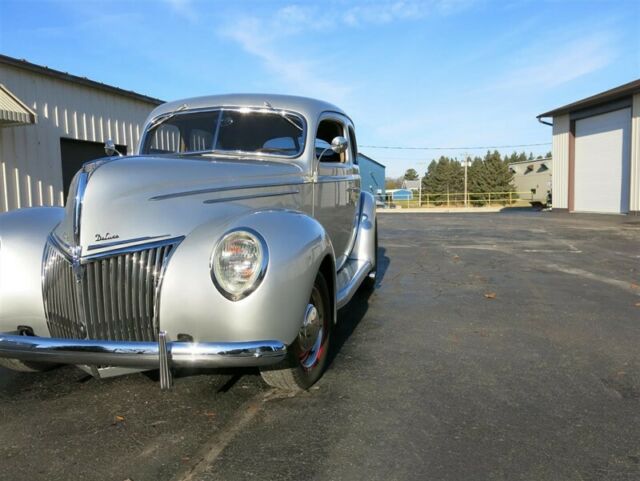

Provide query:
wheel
left=362, top=222, right=378, bottom=290
left=260, top=271, right=331, bottom=391
left=0, top=357, right=58, bottom=372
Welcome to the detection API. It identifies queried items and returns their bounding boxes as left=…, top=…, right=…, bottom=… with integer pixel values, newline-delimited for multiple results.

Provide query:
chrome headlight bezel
left=210, top=228, right=268, bottom=301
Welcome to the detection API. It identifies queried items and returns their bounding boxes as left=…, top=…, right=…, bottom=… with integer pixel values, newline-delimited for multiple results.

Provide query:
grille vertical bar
left=43, top=239, right=179, bottom=342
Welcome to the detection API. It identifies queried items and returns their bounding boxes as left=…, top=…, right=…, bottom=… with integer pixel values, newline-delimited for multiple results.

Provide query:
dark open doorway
left=60, top=138, right=127, bottom=198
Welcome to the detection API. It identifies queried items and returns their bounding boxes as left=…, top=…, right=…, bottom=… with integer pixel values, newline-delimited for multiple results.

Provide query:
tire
left=0, top=357, right=58, bottom=373
left=362, top=223, right=378, bottom=290
left=260, top=271, right=331, bottom=391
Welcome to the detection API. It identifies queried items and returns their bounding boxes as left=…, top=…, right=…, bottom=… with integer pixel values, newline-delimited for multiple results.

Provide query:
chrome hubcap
left=299, top=304, right=320, bottom=352
left=298, top=287, right=326, bottom=370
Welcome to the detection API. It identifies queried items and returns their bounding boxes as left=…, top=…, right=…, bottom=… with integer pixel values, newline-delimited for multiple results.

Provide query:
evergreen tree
left=404, top=168, right=419, bottom=180
left=422, top=156, right=464, bottom=204
left=467, top=150, right=515, bottom=205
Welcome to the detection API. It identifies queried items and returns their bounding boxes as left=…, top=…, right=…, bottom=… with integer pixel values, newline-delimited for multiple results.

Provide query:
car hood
left=52, top=155, right=307, bottom=253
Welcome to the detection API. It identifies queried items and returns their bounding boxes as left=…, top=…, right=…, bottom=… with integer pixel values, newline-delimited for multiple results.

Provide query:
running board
left=336, top=259, right=372, bottom=309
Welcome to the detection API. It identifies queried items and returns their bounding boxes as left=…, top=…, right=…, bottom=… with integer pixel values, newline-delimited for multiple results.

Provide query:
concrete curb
left=378, top=207, right=509, bottom=213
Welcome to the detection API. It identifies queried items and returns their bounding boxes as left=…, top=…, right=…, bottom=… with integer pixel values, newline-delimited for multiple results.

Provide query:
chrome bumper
left=0, top=331, right=287, bottom=389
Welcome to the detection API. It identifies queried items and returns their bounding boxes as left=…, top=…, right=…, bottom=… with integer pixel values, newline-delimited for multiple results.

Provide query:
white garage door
left=574, top=108, right=631, bottom=214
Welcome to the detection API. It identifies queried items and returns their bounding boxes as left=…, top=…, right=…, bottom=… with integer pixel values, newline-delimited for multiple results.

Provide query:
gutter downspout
left=537, top=117, right=553, bottom=127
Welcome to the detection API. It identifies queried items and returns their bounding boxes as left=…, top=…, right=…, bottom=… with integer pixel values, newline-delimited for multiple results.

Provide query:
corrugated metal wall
left=0, top=64, right=156, bottom=213
left=630, top=93, right=640, bottom=213
left=551, top=114, right=570, bottom=209
left=358, top=154, right=385, bottom=199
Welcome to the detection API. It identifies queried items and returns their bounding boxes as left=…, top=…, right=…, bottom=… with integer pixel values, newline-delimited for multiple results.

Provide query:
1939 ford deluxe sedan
left=0, top=94, right=377, bottom=390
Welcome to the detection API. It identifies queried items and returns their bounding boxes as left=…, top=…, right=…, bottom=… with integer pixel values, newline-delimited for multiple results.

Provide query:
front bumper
left=0, top=331, right=287, bottom=389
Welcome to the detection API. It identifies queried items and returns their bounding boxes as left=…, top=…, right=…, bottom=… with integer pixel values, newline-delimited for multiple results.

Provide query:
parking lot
left=1, top=211, right=639, bottom=481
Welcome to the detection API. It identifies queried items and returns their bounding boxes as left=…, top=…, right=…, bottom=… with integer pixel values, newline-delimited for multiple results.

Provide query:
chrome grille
left=42, top=239, right=179, bottom=342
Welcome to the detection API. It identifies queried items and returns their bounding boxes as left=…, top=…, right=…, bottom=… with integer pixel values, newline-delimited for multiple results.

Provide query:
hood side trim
left=82, top=236, right=185, bottom=263
left=203, top=190, right=299, bottom=204
left=150, top=179, right=308, bottom=201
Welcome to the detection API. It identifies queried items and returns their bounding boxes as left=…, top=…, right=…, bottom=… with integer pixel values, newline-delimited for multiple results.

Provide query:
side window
left=316, top=118, right=345, bottom=163
left=348, top=126, right=358, bottom=164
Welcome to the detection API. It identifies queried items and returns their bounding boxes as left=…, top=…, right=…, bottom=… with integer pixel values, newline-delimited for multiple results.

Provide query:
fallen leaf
left=631, top=283, right=639, bottom=290
left=484, top=292, right=497, bottom=299
left=111, top=415, right=126, bottom=426
left=635, top=302, right=640, bottom=307
left=203, top=411, right=216, bottom=418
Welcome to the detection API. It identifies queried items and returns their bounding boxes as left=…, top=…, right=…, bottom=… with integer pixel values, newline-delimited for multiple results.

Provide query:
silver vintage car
left=0, top=94, right=377, bottom=390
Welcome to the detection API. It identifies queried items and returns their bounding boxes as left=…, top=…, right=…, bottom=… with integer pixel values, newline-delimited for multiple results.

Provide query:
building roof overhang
left=0, top=83, right=37, bottom=127
left=537, top=79, right=640, bottom=119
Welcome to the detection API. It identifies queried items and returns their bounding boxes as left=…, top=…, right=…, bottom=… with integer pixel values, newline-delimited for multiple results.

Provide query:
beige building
left=508, top=157, right=552, bottom=206
left=537, top=79, right=640, bottom=215
left=0, top=55, right=161, bottom=213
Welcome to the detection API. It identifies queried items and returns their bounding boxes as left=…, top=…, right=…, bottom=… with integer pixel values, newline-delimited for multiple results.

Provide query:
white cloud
left=496, top=31, right=617, bottom=89
left=220, top=17, right=351, bottom=103
left=341, top=0, right=477, bottom=26
left=218, top=1, right=478, bottom=103
left=164, top=0, right=198, bottom=22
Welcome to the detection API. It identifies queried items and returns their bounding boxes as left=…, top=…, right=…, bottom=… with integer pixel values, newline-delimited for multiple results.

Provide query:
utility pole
left=463, top=153, right=469, bottom=207
left=414, top=161, right=429, bottom=209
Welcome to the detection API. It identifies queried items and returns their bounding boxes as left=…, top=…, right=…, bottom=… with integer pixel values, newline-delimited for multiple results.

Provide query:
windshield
left=140, top=108, right=306, bottom=158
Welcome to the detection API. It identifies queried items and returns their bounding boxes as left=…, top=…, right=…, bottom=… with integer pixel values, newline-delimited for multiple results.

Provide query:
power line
left=360, top=142, right=551, bottom=151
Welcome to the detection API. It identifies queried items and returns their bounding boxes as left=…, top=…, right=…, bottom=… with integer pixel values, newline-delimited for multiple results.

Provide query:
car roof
left=147, top=93, right=350, bottom=123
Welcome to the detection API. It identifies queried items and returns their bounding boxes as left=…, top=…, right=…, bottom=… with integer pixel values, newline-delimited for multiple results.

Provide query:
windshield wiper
left=147, top=103, right=188, bottom=130
left=263, top=101, right=303, bottom=132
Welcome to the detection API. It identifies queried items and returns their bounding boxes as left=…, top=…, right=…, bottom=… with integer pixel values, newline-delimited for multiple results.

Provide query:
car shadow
left=326, top=246, right=390, bottom=368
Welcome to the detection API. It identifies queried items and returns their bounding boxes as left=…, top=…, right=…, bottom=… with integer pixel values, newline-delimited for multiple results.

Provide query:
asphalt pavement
left=1, top=211, right=639, bottom=481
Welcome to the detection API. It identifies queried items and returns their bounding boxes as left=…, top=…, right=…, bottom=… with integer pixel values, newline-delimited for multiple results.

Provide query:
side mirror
left=331, top=136, right=348, bottom=154
left=104, top=139, right=123, bottom=157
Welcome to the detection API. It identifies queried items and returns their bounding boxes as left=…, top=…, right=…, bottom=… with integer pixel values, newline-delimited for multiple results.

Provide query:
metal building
left=0, top=55, right=161, bottom=213
left=537, top=79, right=640, bottom=215
left=357, top=153, right=385, bottom=202
left=508, top=157, right=552, bottom=205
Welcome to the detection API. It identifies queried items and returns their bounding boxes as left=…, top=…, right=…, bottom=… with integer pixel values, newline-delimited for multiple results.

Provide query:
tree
left=422, top=156, right=464, bottom=204
left=404, top=168, right=419, bottom=180
left=468, top=150, right=515, bottom=205
left=385, top=177, right=403, bottom=189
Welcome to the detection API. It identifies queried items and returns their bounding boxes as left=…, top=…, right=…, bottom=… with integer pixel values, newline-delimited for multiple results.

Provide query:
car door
left=314, top=114, right=360, bottom=270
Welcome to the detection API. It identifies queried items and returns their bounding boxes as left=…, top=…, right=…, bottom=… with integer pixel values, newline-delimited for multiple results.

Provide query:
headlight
left=210, top=229, right=268, bottom=301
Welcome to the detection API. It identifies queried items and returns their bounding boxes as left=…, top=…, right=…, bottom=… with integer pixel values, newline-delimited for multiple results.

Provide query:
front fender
left=0, top=207, right=64, bottom=334
left=159, top=209, right=334, bottom=345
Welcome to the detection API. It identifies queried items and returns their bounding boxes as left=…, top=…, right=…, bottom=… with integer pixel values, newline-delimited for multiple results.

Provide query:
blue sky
left=1, top=0, right=638, bottom=176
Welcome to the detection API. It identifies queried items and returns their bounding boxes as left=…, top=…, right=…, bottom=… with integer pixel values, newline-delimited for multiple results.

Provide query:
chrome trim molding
left=0, top=334, right=287, bottom=368
left=139, top=106, right=307, bottom=160
left=203, top=190, right=299, bottom=204
left=72, top=171, right=88, bottom=247
left=82, top=236, right=184, bottom=262
left=158, top=331, right=172, bottom=389
left=316, top=174, right=360, bottom=183
left=150, top=179, right=307, bottom=201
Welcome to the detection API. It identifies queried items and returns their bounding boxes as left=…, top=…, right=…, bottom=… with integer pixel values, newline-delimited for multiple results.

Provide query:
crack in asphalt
left=172, top=390, right=274, bottom=481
